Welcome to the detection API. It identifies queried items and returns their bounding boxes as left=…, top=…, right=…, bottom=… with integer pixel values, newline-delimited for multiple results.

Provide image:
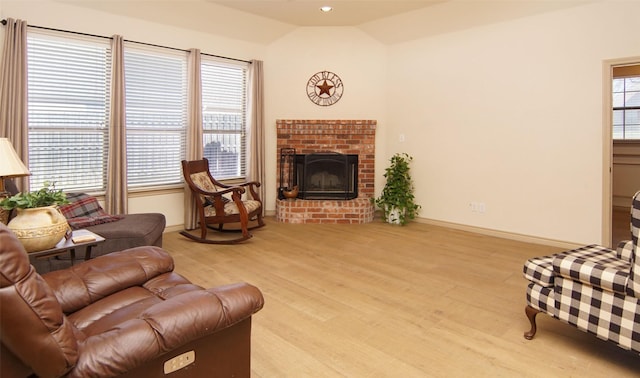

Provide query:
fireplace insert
left=294, top=153, right=358, bottom=200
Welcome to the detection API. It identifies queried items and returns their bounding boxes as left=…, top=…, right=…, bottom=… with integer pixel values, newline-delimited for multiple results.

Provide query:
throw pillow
left=58, top=193, right=123, bottom=229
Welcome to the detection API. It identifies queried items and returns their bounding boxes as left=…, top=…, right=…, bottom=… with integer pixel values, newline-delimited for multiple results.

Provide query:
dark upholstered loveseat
left=5, top=180, right=165, bottom=273
left=52, top=210, right=166, bottom=270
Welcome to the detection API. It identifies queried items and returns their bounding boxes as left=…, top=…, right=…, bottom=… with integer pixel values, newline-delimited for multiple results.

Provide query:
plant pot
left=282, top=186, right=299, bottom=200
left=385, top=206, right=404, bottom=224
left=7, top=206, right=69, bottom=252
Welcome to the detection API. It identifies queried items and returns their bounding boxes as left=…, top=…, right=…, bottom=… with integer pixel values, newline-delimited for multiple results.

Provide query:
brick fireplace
left=276, top=119, right=376, bottom=224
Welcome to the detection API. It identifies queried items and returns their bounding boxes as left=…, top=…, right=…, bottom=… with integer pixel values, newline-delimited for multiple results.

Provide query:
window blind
left=124, top=43, right=188, bottom=187
left=201, top=58, right=248, bottom=179
left=613, top=76, right=640, bottom=140
left=25, top=29, right=251, bottom=192
left=27, top=31, right=111, bottom=192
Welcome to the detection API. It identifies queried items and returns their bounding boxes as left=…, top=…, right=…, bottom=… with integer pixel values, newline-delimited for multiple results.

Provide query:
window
left=613, top=75, right=640, bottom=140
left=201, top=58, right=248, bottom=179
left=27, top=31, right=111, bottom=192
left=124, top=44, right=187, bottom=187
left=25, top=30, right=250, bottom=192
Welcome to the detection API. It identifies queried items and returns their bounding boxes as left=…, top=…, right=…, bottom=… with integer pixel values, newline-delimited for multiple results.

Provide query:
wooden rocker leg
left=248, top=215, right=266, bottom=230
left=207, top=215, right=264, bottom=232
left=180, top=229, right=253, bottom=244
left=205, top=222, right=261, bottom=233
left=524, top=305, right=541, bottom=340
left=254, top=212, right=265, bottom=227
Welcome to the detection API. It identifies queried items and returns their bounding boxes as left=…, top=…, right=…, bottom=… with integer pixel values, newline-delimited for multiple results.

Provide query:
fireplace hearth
left=276, top=119, right=376, bottom=224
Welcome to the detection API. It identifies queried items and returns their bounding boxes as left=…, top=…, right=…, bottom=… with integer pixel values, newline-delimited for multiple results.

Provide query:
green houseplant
left=373, top=153, right=420, bottom=225
left=1, top=182, right=70, bottom=252
left=0, top=181, right=69, bottom=210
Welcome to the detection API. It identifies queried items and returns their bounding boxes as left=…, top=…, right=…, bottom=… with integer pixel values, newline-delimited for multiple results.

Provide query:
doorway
left=603, top=58, right=640, bottom=247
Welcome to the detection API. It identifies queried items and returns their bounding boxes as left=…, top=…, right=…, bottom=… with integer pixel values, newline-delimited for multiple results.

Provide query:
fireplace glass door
left=295, top=153, right=358, bottom=200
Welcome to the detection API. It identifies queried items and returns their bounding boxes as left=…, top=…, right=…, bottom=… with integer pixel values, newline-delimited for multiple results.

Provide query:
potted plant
left=373, top=153, right=420, bottom=225
left=0, top=181, right=70, bottom=252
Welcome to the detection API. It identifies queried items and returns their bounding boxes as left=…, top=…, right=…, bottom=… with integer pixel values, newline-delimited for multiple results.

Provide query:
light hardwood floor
left=613, top=206, right=632, bottom=248
left=162, top=218, right=640, bottom=377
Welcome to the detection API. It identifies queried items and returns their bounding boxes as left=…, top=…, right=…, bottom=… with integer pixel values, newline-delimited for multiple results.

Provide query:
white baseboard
left=414, top=217, right=582, bottom=250
left=164, top=215, right=582, bottom=250
left=164, top=224, right=184, bottom=233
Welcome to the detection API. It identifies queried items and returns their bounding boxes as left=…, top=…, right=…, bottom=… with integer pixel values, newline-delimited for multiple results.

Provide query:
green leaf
left=373, top=153, right=421, bottom=225
left=0, top=181, right=69, bottom=210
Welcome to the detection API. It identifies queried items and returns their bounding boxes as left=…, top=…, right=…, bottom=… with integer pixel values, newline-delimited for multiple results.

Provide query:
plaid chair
left=523, top=190, right=640, bottom=354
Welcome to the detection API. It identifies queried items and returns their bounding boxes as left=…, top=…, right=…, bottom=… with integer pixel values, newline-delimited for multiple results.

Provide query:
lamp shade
left=0, top=138, right=30, bottom=178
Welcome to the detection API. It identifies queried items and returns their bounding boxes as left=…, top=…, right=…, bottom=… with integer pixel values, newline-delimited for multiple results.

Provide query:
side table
left=28, top=229, right=105, bottom=266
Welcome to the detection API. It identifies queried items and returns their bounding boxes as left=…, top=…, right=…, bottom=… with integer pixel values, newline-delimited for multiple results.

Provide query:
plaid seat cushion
left=58, top=193, right=123, bottom=230
left=524, top=255, right=555, bottom=287
left=553, top=244, right=631, bottom=295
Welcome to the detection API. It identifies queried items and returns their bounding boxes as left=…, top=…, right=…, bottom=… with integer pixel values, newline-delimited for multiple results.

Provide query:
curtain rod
left=1, top=19, right=252, bottom=64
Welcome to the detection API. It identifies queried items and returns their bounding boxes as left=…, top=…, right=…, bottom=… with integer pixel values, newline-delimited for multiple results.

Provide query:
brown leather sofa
left=0, top=224, right=264, bottom=377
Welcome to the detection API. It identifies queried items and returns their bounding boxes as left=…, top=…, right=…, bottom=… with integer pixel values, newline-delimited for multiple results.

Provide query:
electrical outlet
left=399, top=133, right=405, bottom=142
left=469, top=202, right=487, bottom=214
left=164, top=350, right=195, bottom=374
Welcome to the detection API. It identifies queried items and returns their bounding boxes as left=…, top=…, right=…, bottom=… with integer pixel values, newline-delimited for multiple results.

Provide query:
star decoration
left=316, top=80, right=334, bottom=96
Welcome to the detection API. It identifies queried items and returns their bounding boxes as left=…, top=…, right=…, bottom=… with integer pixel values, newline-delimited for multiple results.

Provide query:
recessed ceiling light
left=320, top=6, right=333, bottom=13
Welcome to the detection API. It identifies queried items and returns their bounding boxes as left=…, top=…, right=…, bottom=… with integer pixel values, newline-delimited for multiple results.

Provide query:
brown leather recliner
left=0, top=223, right=264, bottom=378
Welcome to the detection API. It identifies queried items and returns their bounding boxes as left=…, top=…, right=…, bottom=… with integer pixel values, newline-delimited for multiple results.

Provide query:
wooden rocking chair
left=181, top=158, right=265, bottom=244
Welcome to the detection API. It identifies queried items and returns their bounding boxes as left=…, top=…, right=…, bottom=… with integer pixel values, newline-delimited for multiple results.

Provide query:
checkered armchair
left=523, top=190, right=640, bottom=354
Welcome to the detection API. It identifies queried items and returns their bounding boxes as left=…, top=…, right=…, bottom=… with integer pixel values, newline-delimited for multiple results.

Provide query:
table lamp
left=0, top=137, right=31, bottom=224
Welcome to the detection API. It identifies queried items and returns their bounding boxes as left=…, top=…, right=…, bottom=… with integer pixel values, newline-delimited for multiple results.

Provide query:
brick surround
left=276, top=119, right=376, bottom=224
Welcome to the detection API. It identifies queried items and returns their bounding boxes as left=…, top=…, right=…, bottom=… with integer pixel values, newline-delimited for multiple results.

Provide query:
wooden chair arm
left=235, top=181, right=261, bottom=201
left=210, top=179, right=260, bottom=190
left=209, top=180, right=261, bottom=202
left=236, top=181, right=261, bottom=188
left=190, top=185, right=246, bottom=197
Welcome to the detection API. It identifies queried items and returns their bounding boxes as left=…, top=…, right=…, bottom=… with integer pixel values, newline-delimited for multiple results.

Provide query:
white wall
left=2, top=0, right=640, bottom=244
left=0, top=2, right=389, bottom=227
left=385, top=1, right=640, bottom=244
left=0, top=0, right=268, bottom=228
left=263, top=27, right=388, bottom=211
left=0, top=0, right=267, bottom=60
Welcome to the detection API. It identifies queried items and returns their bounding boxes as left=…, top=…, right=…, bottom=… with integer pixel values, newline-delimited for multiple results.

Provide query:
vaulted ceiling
left=205, top=0, right=445, bottom=26
left=57, top=0, right=591, bottom=45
